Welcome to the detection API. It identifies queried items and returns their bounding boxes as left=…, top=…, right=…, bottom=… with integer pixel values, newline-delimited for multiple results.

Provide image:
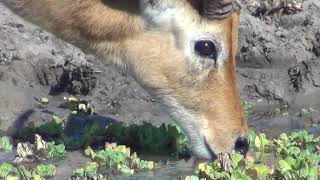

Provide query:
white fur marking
left=140, top=0, right=229, bottom=71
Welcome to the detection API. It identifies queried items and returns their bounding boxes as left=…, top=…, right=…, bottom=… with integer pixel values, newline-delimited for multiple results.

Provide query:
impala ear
left=202, top=0, right=243, bottom=20
left=231, top=12, right=239, bottom=61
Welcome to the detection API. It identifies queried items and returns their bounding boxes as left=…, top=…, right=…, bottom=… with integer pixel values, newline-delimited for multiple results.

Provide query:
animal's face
left=4, top=0, right=247, bottom=160
left=124, top=0, right=249, bottom=159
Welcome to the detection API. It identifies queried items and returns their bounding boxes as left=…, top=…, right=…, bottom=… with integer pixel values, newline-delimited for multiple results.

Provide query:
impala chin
left=160, top=80, right=249, bottom=160
left=160, top=96, right=213, bottom=159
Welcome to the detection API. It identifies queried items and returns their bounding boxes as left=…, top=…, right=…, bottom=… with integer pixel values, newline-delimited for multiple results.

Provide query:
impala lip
left=203, top=137, right=218, bottom=160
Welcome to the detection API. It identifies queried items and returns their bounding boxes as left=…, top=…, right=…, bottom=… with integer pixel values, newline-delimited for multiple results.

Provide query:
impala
left=4, top=0, right=249, bottom=160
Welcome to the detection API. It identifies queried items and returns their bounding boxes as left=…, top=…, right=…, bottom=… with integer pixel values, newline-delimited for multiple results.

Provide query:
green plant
left=0, top=136, right=13, bottom=152
left=14, top=134, right=66, bottom=162
left=186, top=130, right=319, bottom=180
left=0, top=163, right=18, bottom=178
left=0, top=163, right=57, bottom=179
left=17, top=97, right=191, bottom=157
left=106, top=122, right=191, bottom=157
left=84, top=145, right=154, bottom=175
left=18, top=165, right=33, bottom=180
left=253, top=133, right=272, bottom=161
left=185, top=175, right=200, bottom=180
left=301, top=107, right=315, bottom=115
left=36, top=97, right=49, bottom=109
left=33, top=164, right=56, bottom=177
left=71, top=162, right=104, bottom=179
left=242, top=101, right=252, bottom=117
left=248, top=129, right=273, bottom=161
left=64, top=97, right=94, bottom=115
left=188, top=153, right=273, bottom=180
left=38, top=115, right=63, bottom=137
left=46, top=142, right=66, bottom=159
left=281, top=112, right=290, bottom=118
left=273, top=131, right=319, bottom=180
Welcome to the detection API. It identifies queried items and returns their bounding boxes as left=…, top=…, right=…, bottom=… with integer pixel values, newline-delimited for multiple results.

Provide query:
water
left=0, top=151, right=15, bottom=163
left=54, top=152, right=196, bottom=180
left=114, top=157, right=196, bottom=180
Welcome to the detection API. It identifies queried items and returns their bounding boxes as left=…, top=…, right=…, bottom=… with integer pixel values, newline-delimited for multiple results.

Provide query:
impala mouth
left=204, top=137, right=218, bottom=160
left=204, top=137, right=233, bottom=172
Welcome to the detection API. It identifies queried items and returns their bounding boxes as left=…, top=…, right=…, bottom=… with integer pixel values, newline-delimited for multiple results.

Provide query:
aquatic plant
left=186, top=130, right=319, bottom=180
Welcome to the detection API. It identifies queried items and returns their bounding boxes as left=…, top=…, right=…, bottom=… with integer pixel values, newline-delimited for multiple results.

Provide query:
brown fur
left=4, top=0, right=248, bottom=159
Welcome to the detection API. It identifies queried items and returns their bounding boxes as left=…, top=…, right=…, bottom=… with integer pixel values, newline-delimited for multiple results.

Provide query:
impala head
left=119, top=0, right=249, bottom=160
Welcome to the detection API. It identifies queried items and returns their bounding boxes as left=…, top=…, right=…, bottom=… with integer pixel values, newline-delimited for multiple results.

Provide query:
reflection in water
left=115, top=156, right=197, bottom=180
left=0, top=150, right=197, bottom=179
left=0, top=152, right=15, bottom=163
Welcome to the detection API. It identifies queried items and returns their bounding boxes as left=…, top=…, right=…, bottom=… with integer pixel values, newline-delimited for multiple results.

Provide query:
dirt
left=0, top=1, right=172, bottom=137
left=238, top=0, right=320, bottom=136
left=0, top=0, right=319, bottom=152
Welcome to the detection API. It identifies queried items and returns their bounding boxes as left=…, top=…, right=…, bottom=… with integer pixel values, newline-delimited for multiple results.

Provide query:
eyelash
left=194, top=39, right=218, bottom=60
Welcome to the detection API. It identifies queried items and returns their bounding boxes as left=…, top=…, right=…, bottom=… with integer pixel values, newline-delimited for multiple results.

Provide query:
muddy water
left=0, top=152, right=15, bottom=163
left=55, top=151, right=92, bottom=179
left=0, top=151, right=196, bottom=179
left=55, top=153, right=196, bottom=180
left=113, top=160, right=196, bottom=180
left=248, top=103, right=320, bottom=138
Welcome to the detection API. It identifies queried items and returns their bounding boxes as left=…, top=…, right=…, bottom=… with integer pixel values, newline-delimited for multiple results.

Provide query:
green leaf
left=18, top=165, right=32, bottom=180
left=85, top=146, right=96, bottom=159
left=231, top=153, right=243, bottom=169
left=40, top=97, right=49, bottom=104
left=231, top=170, right=250, bottom=180
left=254, top=135, right=262, bottom=149
left=279, top=160, right=292, bottom=173
left=52, top=115, right=62, bottom=124
left=0, top=136, right=13, bottom=152
left=254, top=163, right=273, bottom=178
left=137, top=160, right=154, bottom=170
left=0, top=163, right=14, bottom=178
left=185, top=175, right=199, bottom=180
left=119, top=165, right=132, bottom=174
left=46, top=142, right=66, bottom=159
left=38, top=116, right=63, bottom=136
left=35, top=164, right=56, bottom=177
left=84, top=162, right=98, bottom=177
left=74, top=168, right=85, bottom=177
left=6, top=175, right=19, bottom=180
left=248, top=129, right=256, bottom=149
left=114, top=145, right=130, bottom=157
left=307, top=167, right=317, bottom=178
left=78, top=103, right=87, bottom=111
left=284, top=156, right=296, bottom=168
left=32, top=174, right=41, bottom=180
left=287, top=146, right=301, bottom=156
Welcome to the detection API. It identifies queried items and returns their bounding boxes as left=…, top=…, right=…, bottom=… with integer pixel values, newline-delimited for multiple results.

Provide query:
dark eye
left=194, top=40, right=217, bottom=59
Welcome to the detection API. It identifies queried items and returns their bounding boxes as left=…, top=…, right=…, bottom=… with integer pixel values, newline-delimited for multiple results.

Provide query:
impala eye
left=194, top=40, right=217, bottom=60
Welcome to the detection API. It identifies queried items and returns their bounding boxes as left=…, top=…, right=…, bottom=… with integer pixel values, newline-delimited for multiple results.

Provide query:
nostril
left=234, top=137, right=249, bottom=156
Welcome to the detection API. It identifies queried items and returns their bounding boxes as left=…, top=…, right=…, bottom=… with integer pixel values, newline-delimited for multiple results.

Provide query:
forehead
left=142, top=0, right=233, bottom=39
left=141, top=0, right=235, bottom=69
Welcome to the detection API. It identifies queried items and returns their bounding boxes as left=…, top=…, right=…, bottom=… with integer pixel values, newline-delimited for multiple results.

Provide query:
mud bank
left=0, top=0, right=319, bottom=137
